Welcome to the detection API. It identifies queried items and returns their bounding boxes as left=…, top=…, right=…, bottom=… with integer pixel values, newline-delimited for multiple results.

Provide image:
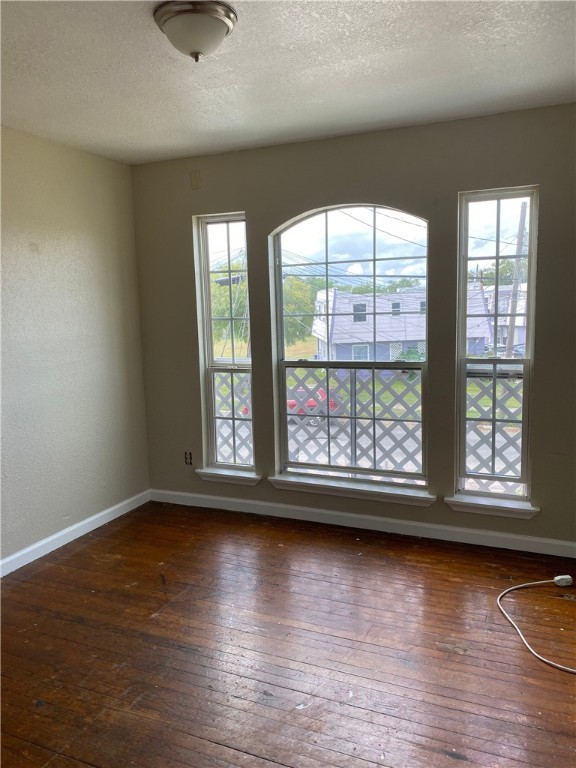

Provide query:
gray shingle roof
left=312, top=287, right=491, bottom=344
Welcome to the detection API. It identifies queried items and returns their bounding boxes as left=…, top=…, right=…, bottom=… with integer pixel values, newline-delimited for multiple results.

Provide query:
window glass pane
left=465, top=317, right=493, bottom=357
left=499, top=257, right=528, bottom=287
left=499, top=197, right=530, bottom=255
left=232, top=320, right=250, bottom=360
left=495, top=368, right=523, bottom=420
left=207, top=222, right=229, bottom=268
left=287, top=419, right=329, bottom=464
left=375, top=208, right=427, bottom=258
left=465, top=421, right=493, bottom=474
left=466, top=373, right=493, bottom=419
left=467, top=200, right=497, bottom=258
left=215, top=418, right=234, bottom=463
left=467, top=259, right=494, bottom=315
left=328, top=207, right=374, bottom=262
left=283, top=315, right=319, bottom=360
left=328, top=369, right=351, bottom=417
left=234, top=420, right=253, bottom=465
left=495, top=423, right=522, bottom=477
left=281, top=212, right=326, bottom=264
left=233, top=372, right=252, bottom=418
left=495, top=316, right=527, bottom=358
left=212, top=320, right=232, bottom=359
left=374, top=369, right=422, bottom=420
left=213, top=371, right=232, bottom=416
left=375, top=421, right=422, bottom=474
left=352, top=369, right=374, bottom=418
left=228, top=220, right=246, bottom=252
left=327, top=419, right=352, bottom=467
left=212, top=273, right=248, bottom=317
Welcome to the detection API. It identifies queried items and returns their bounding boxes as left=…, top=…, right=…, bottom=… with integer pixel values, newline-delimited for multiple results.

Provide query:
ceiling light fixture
left=154, top=1, right=237, bottom=62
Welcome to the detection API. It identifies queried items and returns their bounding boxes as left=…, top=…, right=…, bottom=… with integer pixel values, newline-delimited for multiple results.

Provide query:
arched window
left=273, top=205, right=428, bottom=488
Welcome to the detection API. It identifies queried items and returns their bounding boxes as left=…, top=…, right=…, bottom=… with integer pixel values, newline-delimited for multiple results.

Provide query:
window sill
left=196, top=467, right=262, bottom=486
left=444, top=493, right=540, bottom=519
left=268, top=473, right=436, bottom=507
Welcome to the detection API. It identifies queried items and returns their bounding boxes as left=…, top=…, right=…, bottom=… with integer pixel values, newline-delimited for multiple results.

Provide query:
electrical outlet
left=184, top=451, right=193, bottom=466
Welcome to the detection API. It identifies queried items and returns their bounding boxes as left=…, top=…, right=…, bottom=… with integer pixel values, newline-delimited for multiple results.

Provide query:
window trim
left=454, top=185, right=538, bottom=505
left=193, top=212, right=255, bottom=476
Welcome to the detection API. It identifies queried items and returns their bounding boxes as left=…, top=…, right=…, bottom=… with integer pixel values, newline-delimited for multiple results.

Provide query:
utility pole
left=504, top=202, right=527, bottom=358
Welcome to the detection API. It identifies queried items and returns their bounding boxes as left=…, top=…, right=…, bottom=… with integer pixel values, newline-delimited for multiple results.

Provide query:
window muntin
left=197, top=214, right=254, bottom=468
left=457, top=188, right=537, bottom=498
left=275, top=205, right=428, bottom=487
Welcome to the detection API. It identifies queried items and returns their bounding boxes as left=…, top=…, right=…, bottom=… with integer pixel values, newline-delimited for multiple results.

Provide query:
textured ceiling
left=1, top=0, right=575, bottom=164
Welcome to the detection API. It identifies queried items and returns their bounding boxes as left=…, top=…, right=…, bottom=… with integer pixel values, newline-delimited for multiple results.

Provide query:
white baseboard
left=0, top=490, right=151, bottom=577
left=151, top=489, right=575, bottom=558
left=3, top=487, right=572, bottom=576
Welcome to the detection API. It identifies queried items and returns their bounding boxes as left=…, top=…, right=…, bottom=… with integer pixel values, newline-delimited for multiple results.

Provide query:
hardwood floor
left=2, top=502, right=575, bottom=768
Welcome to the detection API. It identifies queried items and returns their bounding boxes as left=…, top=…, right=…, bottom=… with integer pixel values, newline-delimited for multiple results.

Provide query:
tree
left=468, top=258, right=527, bottom=286
left=350, top=276, right=421, bottom=294
left=282, top=276, right=316, bottom=345
left=210, top=271, right=317, bottom=348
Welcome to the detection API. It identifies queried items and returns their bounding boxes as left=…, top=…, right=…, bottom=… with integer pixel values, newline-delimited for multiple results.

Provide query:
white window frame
left=270, top=205, right=434, bottom=503
left=352, top=343, right=369, bottom=361
left=450, top=186, right=539, bottom=513
left=193, top=213, right=259, bottom=484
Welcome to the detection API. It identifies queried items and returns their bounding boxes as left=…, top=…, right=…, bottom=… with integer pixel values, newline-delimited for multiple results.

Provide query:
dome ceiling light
left=154, top=1, right=238, bottom=62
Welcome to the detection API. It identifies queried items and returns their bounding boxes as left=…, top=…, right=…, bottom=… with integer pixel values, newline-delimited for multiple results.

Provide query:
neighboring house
left=483, top=282, right=528, bottom=350
left=312, top=286, right=492, bottom=360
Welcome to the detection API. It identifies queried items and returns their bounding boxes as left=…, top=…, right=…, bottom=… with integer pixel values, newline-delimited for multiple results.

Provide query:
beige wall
left=132, top=104, right=575, bottom=544
left=1, top=128, right=150, bottom=558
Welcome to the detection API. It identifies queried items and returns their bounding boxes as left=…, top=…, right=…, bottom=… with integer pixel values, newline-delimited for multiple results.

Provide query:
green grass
left=285, top=336, right=317, bottom=359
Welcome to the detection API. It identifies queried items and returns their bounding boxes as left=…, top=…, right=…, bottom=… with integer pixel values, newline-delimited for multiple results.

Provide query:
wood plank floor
left=2, top=502, right=575, bottom=768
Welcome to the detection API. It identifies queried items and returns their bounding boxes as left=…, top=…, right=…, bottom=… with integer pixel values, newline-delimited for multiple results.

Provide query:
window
left=352, top=344, right=369, bottom=361
left=195, top=214, right=254, bottom=469
left=274, top=205, right=428, bottom=489
left=456, top=187, right=537, bottom=500
left=420, top=300, right=426, bottom=313
left=353, top=303, right=367, bottom=322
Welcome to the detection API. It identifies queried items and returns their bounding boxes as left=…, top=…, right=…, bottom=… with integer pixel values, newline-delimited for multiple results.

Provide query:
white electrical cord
left=497, top=575, right=576, bottom=674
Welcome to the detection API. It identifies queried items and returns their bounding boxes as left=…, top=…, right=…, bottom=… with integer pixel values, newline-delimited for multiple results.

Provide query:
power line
left=339, top=209, right=426, bottom=249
